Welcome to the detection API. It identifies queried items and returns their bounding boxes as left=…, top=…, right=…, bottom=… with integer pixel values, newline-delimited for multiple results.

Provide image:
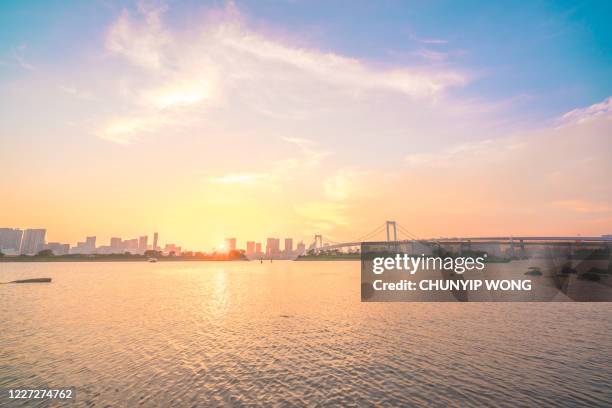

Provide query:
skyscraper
left=284, top=238, right=293, bottom=253
left=153, top=232, right=159, bottom=251
left=255, top=242, right=262, bottom=254
left=246, top=241, right=256, bottom=255
left=124, top=238, right=139, bottom=253
left=86, top=236, right=96, bottom=252
left=296, top=241, right=306, bottom=255
left=266, top=238, right=280, bottom=257
left=0, top=228, right=23, bottom=254
left=110, top=237, right=123, bottom=253
left=20, top=229, right=46, bottom=255
left=139, top=235, right=148, bottom=253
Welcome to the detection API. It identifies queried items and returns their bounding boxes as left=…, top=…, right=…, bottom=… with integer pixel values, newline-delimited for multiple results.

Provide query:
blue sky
left=2, top=0, right=611, bottom=123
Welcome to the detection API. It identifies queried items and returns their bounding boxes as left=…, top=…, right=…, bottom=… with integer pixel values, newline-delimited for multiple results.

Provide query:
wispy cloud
left=207, top=136, right=328, bottom=189
left=420, top=38, right=448, bottom=45
left=558, top=96, right=612, bottom=126
left=95, top=4, right=470, bottom=143
left=293, top=201, right=349, bottom=230
left=59, top=85, right=95, bottom=101
left=105, top=3, right=169, bottom=70
left=96, top=114, right=173, bottom=144
left=3, top=44, right=35, bottom=71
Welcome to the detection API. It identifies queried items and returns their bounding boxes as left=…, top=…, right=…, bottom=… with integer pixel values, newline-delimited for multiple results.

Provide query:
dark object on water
left=578, top=272, right=601, bottom=282
left=560, top=265, right=577, bottom=275
left=525, top=267, right=543, bottom=276
left=1, top=278, right=52, bottom=284
left=587, top=267, right=609, bottom=275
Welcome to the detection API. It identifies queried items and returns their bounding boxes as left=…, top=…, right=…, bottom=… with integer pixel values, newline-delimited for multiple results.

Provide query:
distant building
left=43, top=242, right=70, bottom=256
left=110, top=237, right=123, bottom=253
left=246, top=241, right=256, bottom=255
left=153, top=232, right=159, bottom=251
left=225, top=238, right=236, bottom=252
left=255, top=242, right=262, bottom=254
left=20, top=229, right=46, bottom=255
left=284, top=238, right=293, bottom=253
left=139, top=236, right=148, bottom=253
left=71, top=236, right=97, bottom=254
left=163, top=243, right=181, bottom=256
left=124, top=238, right=139, bottom=253
left=86, top=236, right=96, bottom=251
left=266, top=238, right=280, bottom=257
left=0, top=228, right=23, bottom=254
left=296, top=241, right=306, bottom=255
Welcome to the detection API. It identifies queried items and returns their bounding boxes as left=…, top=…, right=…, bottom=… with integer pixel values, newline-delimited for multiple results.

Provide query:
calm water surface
left=1, top=261, right=611, bottom=407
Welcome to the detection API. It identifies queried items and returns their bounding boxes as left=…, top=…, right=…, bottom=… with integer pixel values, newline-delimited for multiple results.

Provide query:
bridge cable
left=355, top=223, right=387, bottom=242
left=396, top=223, right=420, bottom=240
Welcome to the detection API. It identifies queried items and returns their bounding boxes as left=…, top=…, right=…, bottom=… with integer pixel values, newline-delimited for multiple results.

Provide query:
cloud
left=96, top=114, right=172, bottom=144
left=558, top=96, right=612, bottom=126
left=106, top=3, right=169, bottom=69
left=406, top=96, right=612, bottom=171
left=59, top=85, right=95, bottom=101
left=3, top=44, right=35, bottom=70
left=96, top=3, right=471, bottom=143
left=412, top=49, right=450, bottom=62
left=397, top=96, right=612, bottom=235
left=420, top=38, right=449, bottom=45
left=206, top=137, right=328, bottom=190
left=405, top=138, right=525, bottom=167
left=293, top=201, right=349, bottom=230
left=219, top=26, right=466, bottom=97
left=322, top=168, right=371, bottom=202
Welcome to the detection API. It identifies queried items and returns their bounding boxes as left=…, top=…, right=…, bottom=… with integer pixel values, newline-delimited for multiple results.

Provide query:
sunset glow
left=1, top=1, right=610, bottom=251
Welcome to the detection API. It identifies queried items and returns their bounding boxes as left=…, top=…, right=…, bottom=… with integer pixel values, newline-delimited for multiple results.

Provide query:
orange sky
left=1, top=2, right=610, bottom=251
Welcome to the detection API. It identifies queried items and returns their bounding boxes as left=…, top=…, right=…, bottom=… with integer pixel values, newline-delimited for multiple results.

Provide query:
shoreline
left=0, top=256, right=249, bottom=263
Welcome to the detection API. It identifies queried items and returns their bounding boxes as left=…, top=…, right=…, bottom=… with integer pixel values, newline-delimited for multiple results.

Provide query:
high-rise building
left=246, top=241, right=256, bottom=255
left=266, top=238, right=280, bottom=256
left=139, top=236, right=148, bottom=252
left=110, top=237, right=123, bottom=253
left=0, top=228, right=23, bottom=254
left=153, top=232, right=159, bottom=251
left=225, top=238, right=236, bottom=252
left=124, top=238, right=139, bottom=253
left=296, top=241, right=306, bottom=255
left=86, top=236, right=96, bottom=251
left=284, top=238, right=293, bottom=253
left=255, top=242, right=262, bottom=254
left=20, top=229, right=46, bottom=255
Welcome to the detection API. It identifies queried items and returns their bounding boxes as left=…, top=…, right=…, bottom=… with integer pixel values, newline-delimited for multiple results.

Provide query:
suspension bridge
left=307, top=220, right=612, bottom=254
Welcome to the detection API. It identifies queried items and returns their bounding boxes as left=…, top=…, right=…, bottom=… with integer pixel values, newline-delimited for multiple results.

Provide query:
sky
left=0, top=0, right=611, bottom=250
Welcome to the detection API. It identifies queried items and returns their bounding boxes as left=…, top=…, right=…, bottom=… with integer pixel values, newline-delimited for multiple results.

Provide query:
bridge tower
left=386, top=221, right=397, bottom=242
left=314, top=234, right=323, bottom=249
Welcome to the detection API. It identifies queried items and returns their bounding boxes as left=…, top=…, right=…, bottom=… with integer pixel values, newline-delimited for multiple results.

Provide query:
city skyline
left=1, top=1, right=611, bottom=249
left=0, top=225, right=310, bottom=256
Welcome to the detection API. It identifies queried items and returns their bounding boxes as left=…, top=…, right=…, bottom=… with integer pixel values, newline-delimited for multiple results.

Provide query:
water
left=1, top=261, right=611, bottom=407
